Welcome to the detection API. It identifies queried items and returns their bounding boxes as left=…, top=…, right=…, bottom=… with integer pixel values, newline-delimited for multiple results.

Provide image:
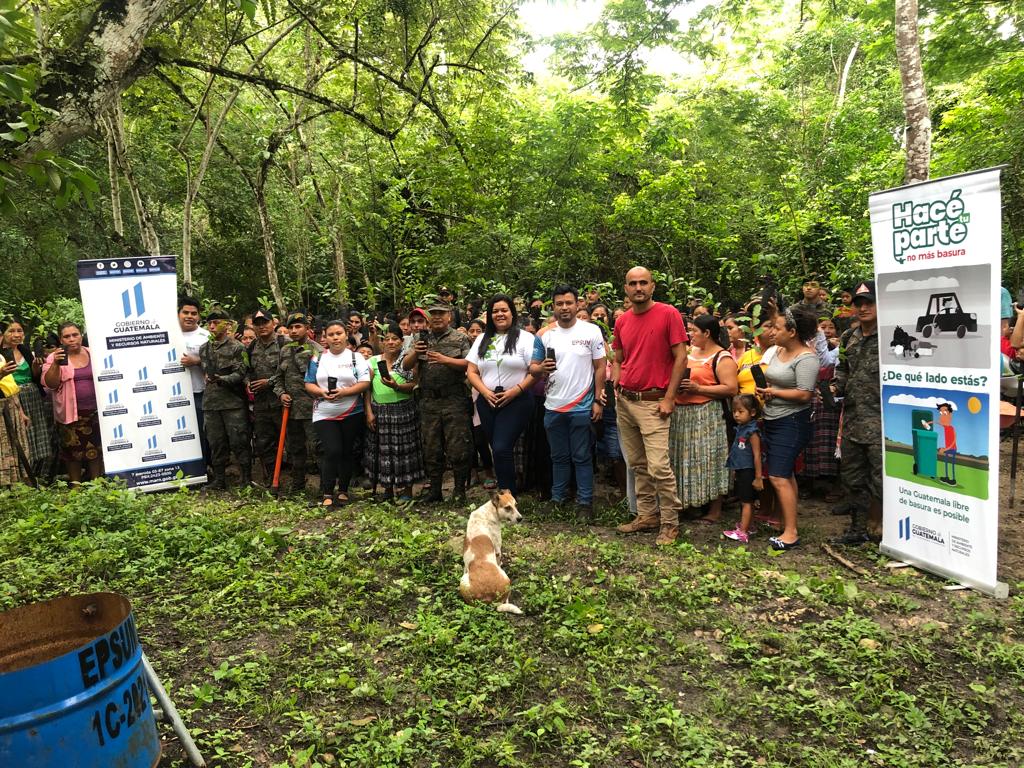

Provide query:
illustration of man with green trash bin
left=921, top=403, right=958, bottom=485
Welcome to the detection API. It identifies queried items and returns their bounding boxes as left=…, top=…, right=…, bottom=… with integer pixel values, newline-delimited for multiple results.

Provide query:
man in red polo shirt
left=612, top=266, right=689, bottom=544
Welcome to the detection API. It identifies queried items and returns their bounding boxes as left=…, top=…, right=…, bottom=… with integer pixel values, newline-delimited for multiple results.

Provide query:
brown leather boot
left=616, top=515, right=659, bottom=533
left=655, top=524, right=679, bottom=546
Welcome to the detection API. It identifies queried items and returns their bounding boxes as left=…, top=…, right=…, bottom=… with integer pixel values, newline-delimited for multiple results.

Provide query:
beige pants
left=616, top=397, right=680, bottom=525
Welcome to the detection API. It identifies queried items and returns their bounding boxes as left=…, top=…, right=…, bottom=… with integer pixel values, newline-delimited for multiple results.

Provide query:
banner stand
left=869, top=167, right=1008, bottom=600
left=878, top=545, right=1008, bottom=599
left=78, top=257, right=207, bottom=493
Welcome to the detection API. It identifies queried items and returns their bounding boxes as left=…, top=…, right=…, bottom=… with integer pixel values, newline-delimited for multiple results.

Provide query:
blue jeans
left=476, top=392, right=534, bottom=494
left=544, top=409, right=594, bottom=505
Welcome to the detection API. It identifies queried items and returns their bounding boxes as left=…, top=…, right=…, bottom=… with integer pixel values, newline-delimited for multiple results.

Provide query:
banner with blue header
left=77, top=257, right=207, bottom=491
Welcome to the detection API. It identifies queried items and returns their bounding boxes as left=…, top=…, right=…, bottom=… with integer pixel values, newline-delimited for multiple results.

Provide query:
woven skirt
left=0, top=397, right=30, bottom=486
left=364, top=399, right=425, bottom=486
left=17, top=386, right=54, bottom=469
left=57, top=410, right=102, bottom=464
left=803, top=393, right=840, bottom=478
left=669, top=399, right=730, bottom=508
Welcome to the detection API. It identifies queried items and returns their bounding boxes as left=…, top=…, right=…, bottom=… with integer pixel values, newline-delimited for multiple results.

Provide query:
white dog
left=459, top=489, right=523, bottom=614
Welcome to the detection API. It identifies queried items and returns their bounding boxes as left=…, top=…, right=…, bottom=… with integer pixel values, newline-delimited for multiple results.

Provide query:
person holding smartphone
left=671, top=314, right=738, bottom=524
left=535, top=285, right=606, bottom=523
left=754, top=307, right=819, bottom=551
left=304, top=319, right=371, bottom=507
left=2, top=319, right=54, bottom=478
left=363, top=323, right=422, bottom=501
left=466, top=295, right=543, bottom=497
left=41, top=322, right=103, bottom=484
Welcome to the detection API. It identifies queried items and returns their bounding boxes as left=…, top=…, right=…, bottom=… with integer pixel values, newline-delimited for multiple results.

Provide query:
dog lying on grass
left=459, top=489, right=523, bottom=614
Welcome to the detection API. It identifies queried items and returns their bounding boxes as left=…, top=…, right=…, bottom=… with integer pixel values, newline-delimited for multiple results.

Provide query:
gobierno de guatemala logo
left=113, top=281, right=162, bottom=334
left=891, top=189, right=969, bottom=265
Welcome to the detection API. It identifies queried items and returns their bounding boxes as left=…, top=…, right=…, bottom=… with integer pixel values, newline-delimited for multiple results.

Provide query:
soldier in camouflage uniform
left=199, top=309, right=252, bottom=490
left=403, top=301, right=472, bottom=502
left=277, top=311, right=322, bottom=494
left=831, top=280, right=881, bottom=545
left=246, top=308, right=285, bottom=482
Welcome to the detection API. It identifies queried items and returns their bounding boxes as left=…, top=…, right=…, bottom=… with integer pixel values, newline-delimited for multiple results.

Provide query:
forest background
left=1, top=0, right=1022, bottom=323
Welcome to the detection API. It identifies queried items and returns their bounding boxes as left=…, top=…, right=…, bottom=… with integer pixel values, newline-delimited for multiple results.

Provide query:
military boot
left=262, top=462, right=276, bottom=488
left=422, top=475, right=444, bottom=504
left=831, top=502, right=870, bottom=546
left=451, top=472, right=469, bottom=504
left=239, top=464, right=253, bottom=489
left=207, top=468, right=227, bottom=491
left=290, top=469, right=307, bottom=497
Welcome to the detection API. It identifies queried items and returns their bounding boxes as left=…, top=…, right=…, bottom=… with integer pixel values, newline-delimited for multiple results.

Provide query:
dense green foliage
left=2, top=0, right=1024, bottom=317
left=2, top=481, right=1023, bottom=766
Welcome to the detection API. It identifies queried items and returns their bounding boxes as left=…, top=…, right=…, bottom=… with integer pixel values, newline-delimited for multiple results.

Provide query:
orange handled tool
left=271, top=404, right=290, bottom=494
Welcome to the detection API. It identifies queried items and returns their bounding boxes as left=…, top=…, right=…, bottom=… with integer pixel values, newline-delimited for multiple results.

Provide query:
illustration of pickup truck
left=915, top=292, right=978, bottom=339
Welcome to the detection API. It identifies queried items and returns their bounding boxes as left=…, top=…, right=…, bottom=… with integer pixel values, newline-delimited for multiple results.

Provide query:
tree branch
left=164, top=54, right=397, bottom=139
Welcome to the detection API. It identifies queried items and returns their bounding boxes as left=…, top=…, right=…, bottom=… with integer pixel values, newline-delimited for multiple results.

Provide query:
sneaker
left=617, top=515, right=660, bottom=534
left=655, top=525, right=679, bottom=545
left=722, top=527, right=749, bottom=543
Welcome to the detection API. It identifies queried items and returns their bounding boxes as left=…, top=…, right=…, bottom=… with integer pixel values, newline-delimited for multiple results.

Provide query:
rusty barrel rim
left=0, top=592, right=161, bottom=768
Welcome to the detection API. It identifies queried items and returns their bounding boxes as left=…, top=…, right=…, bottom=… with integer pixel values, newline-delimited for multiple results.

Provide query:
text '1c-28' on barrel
left=0, top=592, right=161, bottom=768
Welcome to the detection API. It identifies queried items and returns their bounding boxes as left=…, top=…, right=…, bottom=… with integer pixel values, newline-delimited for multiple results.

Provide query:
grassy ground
left=885, top=448, right=989, bottom=500
left=2, top=479, right=1024, bottom=768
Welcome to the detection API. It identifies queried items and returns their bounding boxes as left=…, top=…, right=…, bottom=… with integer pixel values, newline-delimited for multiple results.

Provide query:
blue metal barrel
left=0, top=592, right=161, bottom=767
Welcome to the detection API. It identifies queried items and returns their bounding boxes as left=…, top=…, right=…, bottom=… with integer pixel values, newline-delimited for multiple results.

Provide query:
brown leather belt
left=617, top=387, right=667, bottom=402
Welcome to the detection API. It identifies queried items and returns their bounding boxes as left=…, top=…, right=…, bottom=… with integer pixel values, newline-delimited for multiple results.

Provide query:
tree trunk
left=103, top=116, right=124, bottom=237
left=15, top=0, right=173, bottom=164
left=836, top=41, right=858, bottom=112
left=329, top=177, right=348, bottom=306
left=180, top=18, right=303, bottom=291
left=895, top=0, right=930, bottom=183
left=255, top=182, right=287, bottom=316
left=109, top=99, right=161, bottom=255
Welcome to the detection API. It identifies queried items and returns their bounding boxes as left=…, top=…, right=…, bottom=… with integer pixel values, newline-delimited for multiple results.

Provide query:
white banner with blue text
left=77, top=257, right=207, bottom=491
left=869, top=168, right=1006, bottom=597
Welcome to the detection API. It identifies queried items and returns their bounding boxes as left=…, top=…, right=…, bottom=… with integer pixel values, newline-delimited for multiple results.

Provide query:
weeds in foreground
left=1, top=481, right=1022, bottom=767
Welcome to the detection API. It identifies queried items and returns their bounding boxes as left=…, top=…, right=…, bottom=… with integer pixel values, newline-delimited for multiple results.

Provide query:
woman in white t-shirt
left=304, top=320, right=371, bottom=507
left=466, top=295, right=544, bottom=494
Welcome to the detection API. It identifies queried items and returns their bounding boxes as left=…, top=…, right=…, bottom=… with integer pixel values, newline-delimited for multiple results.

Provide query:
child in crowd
left=723, top=395, right=764, bottom=543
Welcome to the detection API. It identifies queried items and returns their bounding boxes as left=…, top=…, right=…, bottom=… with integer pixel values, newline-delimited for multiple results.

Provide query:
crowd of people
left=0, top=268, right=891, bottom=552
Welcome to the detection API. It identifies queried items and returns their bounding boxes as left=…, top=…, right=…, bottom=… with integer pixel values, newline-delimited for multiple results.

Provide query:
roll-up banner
left=869, top=167, right=1007, bottom=598
left=77, top=257, right=207, bottom=492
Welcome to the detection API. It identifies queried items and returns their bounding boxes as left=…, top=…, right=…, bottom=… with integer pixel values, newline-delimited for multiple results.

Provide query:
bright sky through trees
left=518, top=0, right=716, bottom=78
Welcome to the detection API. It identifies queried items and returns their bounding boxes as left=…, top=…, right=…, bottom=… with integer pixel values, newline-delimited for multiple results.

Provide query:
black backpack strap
left=710, top=349, right=733, bottom=423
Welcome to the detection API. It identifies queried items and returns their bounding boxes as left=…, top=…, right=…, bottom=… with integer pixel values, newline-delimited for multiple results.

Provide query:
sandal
left=768, top=536, right=801, bottom=551
left=695, top=516, right=719, bottom=525
left=319, top=496, right=335, bottom=508
left=482, top=478, right=497, bottom=490
left=335, top=493, right=350, bottom=506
